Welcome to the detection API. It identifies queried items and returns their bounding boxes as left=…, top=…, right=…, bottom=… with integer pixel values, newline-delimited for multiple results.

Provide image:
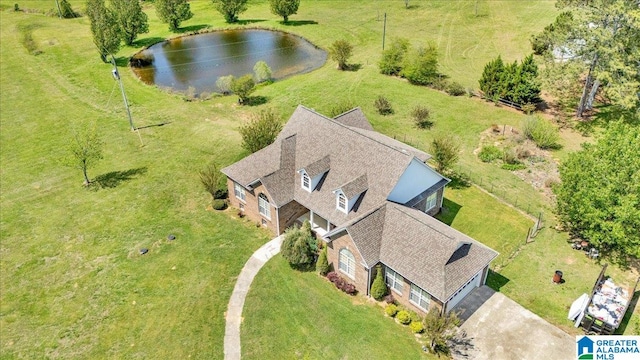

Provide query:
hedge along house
left=222, top=105, right=498, bottom=314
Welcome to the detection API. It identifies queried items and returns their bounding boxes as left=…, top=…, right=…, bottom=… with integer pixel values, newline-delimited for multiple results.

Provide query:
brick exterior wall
left=227, top=178, right=278, bottom=236
left=413, top=186, right=445, bottom=217
left=381, top=264, right=443, bottom=315
left=326, top=232, right=370, bottom=295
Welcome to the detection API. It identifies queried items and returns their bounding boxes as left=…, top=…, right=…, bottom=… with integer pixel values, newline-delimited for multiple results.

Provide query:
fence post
left=526, top=227, right=531, bottom=243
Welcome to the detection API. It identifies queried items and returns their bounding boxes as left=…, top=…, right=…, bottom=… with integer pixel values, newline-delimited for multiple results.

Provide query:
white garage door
left=447, top=271, right=482, bottom=311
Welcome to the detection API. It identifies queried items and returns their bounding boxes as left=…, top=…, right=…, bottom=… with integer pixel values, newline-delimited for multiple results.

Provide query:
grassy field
left=1, top=1, right=637, bottom=359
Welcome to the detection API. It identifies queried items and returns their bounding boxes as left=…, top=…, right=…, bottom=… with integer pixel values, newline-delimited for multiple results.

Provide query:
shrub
left=328, top=39, right=353, bottom=70
left=410, top=321, right=424, bottom=334
left=409, top=310, right=421, bottom=323
left=501, top=163, right=526, bottom=171
left=502, top=148, right=519, bottom=165
left=239, top=108, right=283, bottom=153
left=326, top=271, right=339, bottom=282
left=370, top=265, right=388, bottom=300
left=515, top=146, right=531, bottom=160
left=411, top=105, right=432, bottom=129
left=214, top=188, right=228, bottom=200
left=253, top=60, right=272, bottom=83
left=396, top=310, right=411, bottom=325
left=216, top=75, right=234, bottom=95
left=379, top=38, right=410, bottom=75
left=383, top=293, right=396, bottom=304
left=212, top=199, right=227, bottom=210
left=522, top=102, right=536, bottom=114
left=199, top=163, right=223, bottom=206
left=316, top=246, right=330, bottom=275
left=374, top=95, right=393, bottom=115
left=430, top=77, right=449, bottom=91
left=341, top=282, right=357, bottom=295
left=385, top=304, right=398, bottom=317
left=430, top=136, right=460, bottom=173
left=328, top=101, right=355, bottom=117
left=281, top=221, right=315, bottom=268
left=14, top=3, right=19, bottom=11
left=521, top=116, right=560, bottom=149
left=230, top=74, right=255, bottom=104
left=478, top=145, right=502, bottom=163
left=446, top=81, right=465, bottom=96
left=401, top=45, right=439, bottom=85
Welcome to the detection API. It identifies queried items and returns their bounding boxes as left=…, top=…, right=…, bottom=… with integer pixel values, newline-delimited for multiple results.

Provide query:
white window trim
left=425, top=192, right=437, bottom=212
left=337, top=192, right=347, bottom=213
left=338, top=248, right=355, bottom=279
left=301, top=171, right=311, bottom=192
left=234, top=183, right=246, bottom=203
left=258, top=193, right=271, bottom=219
left=385, top=268, right=404, bottom=295
left=409, top=283, right=431, bottom=311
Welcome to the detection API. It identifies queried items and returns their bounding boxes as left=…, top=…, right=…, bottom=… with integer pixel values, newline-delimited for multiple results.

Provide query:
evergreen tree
left=316, top=246, right=329, bottom=275
left=370, top=265, right=388, bottom=301
left=212, top=0, right=248, bottom=23
left=515, top=54, right=541, bottom=104
left=112, top=0, right=149, bottom=46
left=498, top=60, right=519, bottom=101
left=281, top=221, right=315, bottom=268
left=479, top=56, right=505, bottom=99
left=59, top=0, right=76, bottom=18
left=86, top=0, right=121, bottom=62
left=269, top=0, right=300, bottom=23
left=155, top=0, right=193, bottom=31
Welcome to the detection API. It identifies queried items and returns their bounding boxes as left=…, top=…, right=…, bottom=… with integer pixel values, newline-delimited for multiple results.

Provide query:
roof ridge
left=297, top=105, right=418, bottom=159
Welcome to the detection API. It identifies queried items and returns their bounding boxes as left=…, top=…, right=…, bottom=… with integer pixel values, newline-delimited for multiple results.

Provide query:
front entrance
left=297, top=211, right=332, bottom=237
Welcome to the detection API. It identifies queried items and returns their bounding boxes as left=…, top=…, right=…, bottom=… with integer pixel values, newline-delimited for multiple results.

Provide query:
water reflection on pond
left=131, top=29, right=326, bottom=94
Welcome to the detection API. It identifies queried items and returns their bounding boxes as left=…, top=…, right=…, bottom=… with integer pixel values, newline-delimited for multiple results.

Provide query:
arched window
left=339, top=248, right=355, bottom=279
left=258, top=193, right=270, bottom=219
left=337, top=192, right=347, bottom=213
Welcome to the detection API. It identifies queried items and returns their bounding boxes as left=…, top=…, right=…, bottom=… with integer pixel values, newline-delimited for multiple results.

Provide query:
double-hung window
left=234, top=183, right=246, bottom=202
left=409, top=284, right=431, bottom=310
left=337, top=193, right=347, bottom=213
left=425, top=192, right=437, bottom=211
left=301, top=172, right=311, bottom=191
left=385, top=268, right=404, bottom=294
left=338, top=249, right=355, bottom=279
left=258, top=193, right=270, bottom=219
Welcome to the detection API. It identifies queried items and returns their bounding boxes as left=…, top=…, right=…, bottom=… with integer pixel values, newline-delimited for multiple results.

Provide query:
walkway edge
left=224, top=236, right=283, bottom=360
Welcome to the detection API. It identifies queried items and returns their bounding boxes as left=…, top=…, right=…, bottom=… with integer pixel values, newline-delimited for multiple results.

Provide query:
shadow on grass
left=436, top=198, right=462, bottom=226
left=113, top=56, right=130, bottom=67
left=344, top=63, right=363, bottom=72
left=236, top=19, right=267, bottom=25
left=137, top=121, right=172, bottom=130
left=448, top=170, right=471, bottom=189
left=486, top=270, right=510, bottom=291
left=615, top=289, right=639, bottom=334
left=245, top=95, right=268, bottom=106
left=93, top=167, right=147, bottom=189
left=132, top=37, right=165, bottom=48
left=283, top=20, right=318, bottom=26
left=176, top=24, right=210, bottom=33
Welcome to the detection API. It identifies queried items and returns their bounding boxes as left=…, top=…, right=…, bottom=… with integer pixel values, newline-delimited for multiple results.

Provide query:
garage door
left=447, top=271, right=481, bottom=311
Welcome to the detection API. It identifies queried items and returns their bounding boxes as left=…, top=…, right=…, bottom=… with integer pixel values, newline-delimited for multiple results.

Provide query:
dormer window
left=301, top=171, right=311, bottom=192
left=337, top=192, right=347, bottom=213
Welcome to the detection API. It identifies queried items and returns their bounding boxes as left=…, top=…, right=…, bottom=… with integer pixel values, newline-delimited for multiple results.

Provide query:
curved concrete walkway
left=224, top=236, right=282, bottom=360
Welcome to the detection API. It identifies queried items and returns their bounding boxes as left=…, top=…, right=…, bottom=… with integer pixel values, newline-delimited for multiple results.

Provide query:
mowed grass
left=241, top=256, right=434, bottom=360
left=2, top=1, right=636, bottom=359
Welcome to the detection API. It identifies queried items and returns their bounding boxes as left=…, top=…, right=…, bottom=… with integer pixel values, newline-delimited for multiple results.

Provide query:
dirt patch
left=476, top=125, right=559, bottom=202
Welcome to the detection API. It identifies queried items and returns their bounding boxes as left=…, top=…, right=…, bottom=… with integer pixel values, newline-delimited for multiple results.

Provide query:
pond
left=131, top=29, right=327, bottom=94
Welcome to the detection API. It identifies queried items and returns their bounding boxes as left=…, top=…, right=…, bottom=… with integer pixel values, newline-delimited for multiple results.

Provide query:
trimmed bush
left=409, top=310, right=421, bottom=323
left=522, top=116, right=560, bottom=149
left=374, top=95, right=393, bottom=115
left=341, top=282, right=357, bottom=295
left=370, top=265, right=388, bottom=300
left=326, top=271, right=339, bottom=282
left=478, top=145, right=502, bottom=163
left=411, top=105, right=433, bottom=129
left=410, top=321, right=424, bottom=334
left=385, top=303, right=398, bottom=317
left=212, top=199, right=227, bottom=210
left=396, top=310, right=411, bottom=325
left=316, top=246, right=330, bottom=275
left=446, top=81, right=465, bottom=96
left=383, top=293, right=396, bottom=304
left=501, top=163, right=526, bottom=171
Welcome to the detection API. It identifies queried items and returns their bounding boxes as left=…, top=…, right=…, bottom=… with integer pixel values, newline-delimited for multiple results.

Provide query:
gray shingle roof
left=332, top=107, right=374, bottom=131
left=337, top=174, right=368, bottom=199
left=301, top=155, right=330, bottom=178
left=346, top=203, right=498, bottom=302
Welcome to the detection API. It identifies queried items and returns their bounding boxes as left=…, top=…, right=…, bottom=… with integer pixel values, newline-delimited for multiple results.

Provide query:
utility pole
left=54, top=0, right=62, bottom=18
left=382, top=13, right=387, bottom=50
left=110, top=56, right=135, bottom=131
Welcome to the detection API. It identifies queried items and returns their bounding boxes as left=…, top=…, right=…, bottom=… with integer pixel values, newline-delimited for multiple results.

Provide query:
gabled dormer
left=334, top=174, right=368, bottom=214
left=298, top=155, right=330, bottom=192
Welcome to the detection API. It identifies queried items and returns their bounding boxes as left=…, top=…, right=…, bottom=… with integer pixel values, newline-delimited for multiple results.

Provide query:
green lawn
left=1, top=1, right=637, bottom=359
left=242, top=256, right=434, bottom=359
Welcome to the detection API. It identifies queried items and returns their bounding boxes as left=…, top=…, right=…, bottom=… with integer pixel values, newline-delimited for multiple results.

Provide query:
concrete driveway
left=451, top=286, right=575, bottom=360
